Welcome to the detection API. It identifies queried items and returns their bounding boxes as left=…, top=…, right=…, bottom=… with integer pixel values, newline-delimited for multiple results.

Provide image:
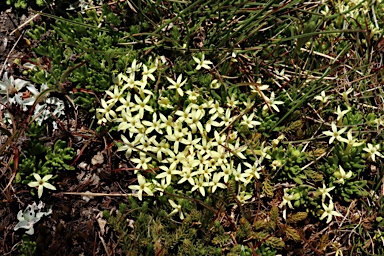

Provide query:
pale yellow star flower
left=178, top=168, right=198, bottom=186
left=241, top=161, right=261, bottom=183
left=116, top=134, right=139, bottom=159
left=339, top=129, right=364, bottom=147
left=314, top=90, right=332, bottom=103
left=131, top=153, right=152, bottom=173
left=320, top=200, right=343, bottom=223
left=156, top=165, right=182, bottom=185
left=185, top=109, right=205, bottom=134
left=191, top=175, right=209, bottom=196
left=96, top=99, right=117, bottom=124
left=128, top=175, right=153, bottom=201
left=322, top=122, right=347, bottom=144
left=193, top=53, right=213, bottom=70
left=28, top=174, right=56, bottom=198
left=168, top=199, right=184, bottom=220
left=262, top=92, right=284, bottom=112
left=105, top=85, right=128, bottom=105
left=240, top=113, right=261, bottom=129
left=116, top=92, right=134, bottom=112
left=210, top=79, right=221, bottom=89
left=131, top=94, right=154, bottom=119
left=142, top=113, right=165, bottom=134
left=363, top=143, right=384, bottom=162
left=126, top=59, right=142, bottom=74
left=166, top=74, right=187, bottom=96
left=141, top=64, right=156, bottom=84
left=334, top=106, right=350, bottom=121
left=338, top=88, right=353, bottom=103
left=334, top=165, right=353, bottom=184
left=279, top=188, right=300, bottom=209
left=209, top=173, right=226, bottom=193
left=152, top=178, right=168, bottom=196
left=316, top=183, right=335, bottom=202
left=237, top=191, right=252, bottom=204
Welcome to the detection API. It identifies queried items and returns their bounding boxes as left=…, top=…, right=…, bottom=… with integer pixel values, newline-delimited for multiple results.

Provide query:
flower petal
left=28, top=181, right=40, bottom=187
left=43, top=183, right=56, bottom=190
left=32, top=173, right=41, bottom=181
left=38, top=185, right=44, bottom=198
left=42, top=174, right=53, bottom=181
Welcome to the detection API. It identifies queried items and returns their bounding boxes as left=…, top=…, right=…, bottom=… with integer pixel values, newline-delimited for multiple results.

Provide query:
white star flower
left=363, top=143, right=384, bottom=162
left=262, top=92, right=284, bottom=112
left=279, top=188, right=300, bottom=209
left=156, top=165, right=182, bottom=185
left=237, top=191, right=252, bottom=204
left=334, top=165, right=353, bottom=184
left=128, top=175, right=153, bottom=201
left=191, top=175, right=209, bottom=196
left=28, top=174, right=56, bottom=198
left=320, top=200, right=343, bottom=223
left=240, top=113, right=261, bottom=129
left=131, top=94, right=154, bottom=118
left=314, top=90, right=332, bottom=103
left=141, top=64, right=156, bottom=83
left=316, top=183, right=335, bottom=202
left=193, top=53, right=213, bottom=70
left=334, top=106, right=350, bottom=121
left=322, top=122, right=347, bottom=144
left=166, top=74, right=187, bottom=96
left=126, top=59, right=142, bottom=74
left=168, top=199, right=185, bottom=220
left=209, top=173, right=226, bottom=193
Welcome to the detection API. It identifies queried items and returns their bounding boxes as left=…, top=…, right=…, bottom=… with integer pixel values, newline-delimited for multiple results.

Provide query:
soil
left=0, top=6, right=28, bottom=76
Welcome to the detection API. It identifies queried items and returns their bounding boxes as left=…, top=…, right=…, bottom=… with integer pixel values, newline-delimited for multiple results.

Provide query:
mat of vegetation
left=1, top=0, right=384, bottom=255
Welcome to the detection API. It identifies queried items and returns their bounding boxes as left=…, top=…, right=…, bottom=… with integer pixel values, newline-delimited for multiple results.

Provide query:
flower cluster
left=322, top=122, right=383, bottom=162
left=311, top=88, right=384, bottom=223
left=96, top=55, right=286, bottom=216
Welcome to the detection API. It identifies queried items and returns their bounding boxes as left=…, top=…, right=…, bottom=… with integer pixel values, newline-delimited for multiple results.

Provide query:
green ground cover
left=2, top=0, right=384, bottom=255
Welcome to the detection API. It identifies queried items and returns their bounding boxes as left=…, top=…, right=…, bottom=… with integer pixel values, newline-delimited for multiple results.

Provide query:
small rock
left=91, top=152, right=104, bottom=166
